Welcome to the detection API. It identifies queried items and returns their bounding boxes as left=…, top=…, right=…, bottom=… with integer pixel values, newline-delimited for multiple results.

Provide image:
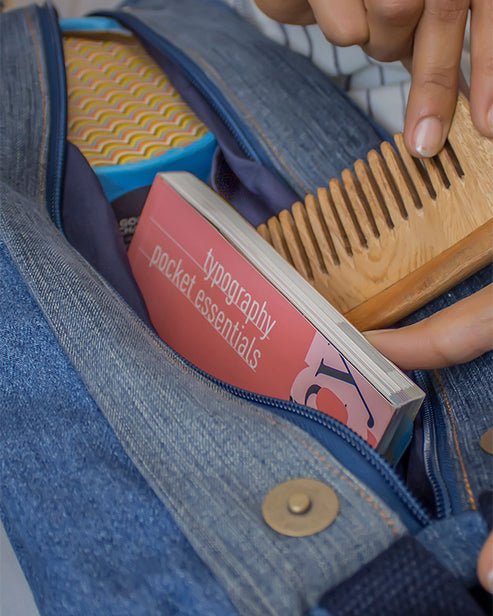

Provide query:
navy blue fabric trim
left=318, top=535, right=483, bottom=616
left=479, top=492, right=493, bottom=531
left=127, top=37, right=299, bottom=226
left=62, top=142, right=150, bottom=323
left=37, top=4, right=67, bottom=230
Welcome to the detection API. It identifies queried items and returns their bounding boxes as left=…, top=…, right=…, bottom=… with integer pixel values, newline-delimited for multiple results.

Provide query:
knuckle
left=367, top=46, right=403, bottom=62
left=481, top=55, right=493, bottom=77
left=427, top=0, right=469, bottom=22
left=371, top=0, right=422, bottom=24
left=419, top=68, right=456, bottom=92
left=324, top=26, right=368, bottom=47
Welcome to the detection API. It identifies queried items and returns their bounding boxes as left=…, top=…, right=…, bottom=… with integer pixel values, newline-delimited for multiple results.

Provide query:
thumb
left=364, top=285, right=493, bottom=370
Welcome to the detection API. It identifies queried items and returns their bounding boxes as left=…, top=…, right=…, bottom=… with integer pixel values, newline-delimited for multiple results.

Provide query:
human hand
left=255, top=0, right=493, bottom=156
left=364, top=284, right=493, bottom=370
left=365, top=284, right=493, bottom=592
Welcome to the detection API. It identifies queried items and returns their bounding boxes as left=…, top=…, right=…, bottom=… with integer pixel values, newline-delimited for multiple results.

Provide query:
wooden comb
left=258, top=95, right=493, bottom=331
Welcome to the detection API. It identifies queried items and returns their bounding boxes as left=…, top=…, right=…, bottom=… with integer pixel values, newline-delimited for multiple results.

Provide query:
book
left=128, top=172, right=425, bottom=462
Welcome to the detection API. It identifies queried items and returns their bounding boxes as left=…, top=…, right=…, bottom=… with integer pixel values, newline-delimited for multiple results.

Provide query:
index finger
left=364, top=285, right=493, bottom=370
left=404, top=0, right=469, bottom=157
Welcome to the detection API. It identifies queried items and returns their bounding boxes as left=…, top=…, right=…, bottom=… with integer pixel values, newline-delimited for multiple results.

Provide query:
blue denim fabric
left=318, top=535, right=484, bottom=616
left=2, top=3, right=492, bottom=615
left=0, top=6, right=49, bottom=206
left=403, top=266, right=493, bottom=519
left=119, top=0, right=493, bottom=526
left=1, top=175, right=408, bottom=614
left=112, top=0, right=385, bottom=200
left=416, top=512, right=488, bottom=586
left=0, top=238, right=236, bottom=616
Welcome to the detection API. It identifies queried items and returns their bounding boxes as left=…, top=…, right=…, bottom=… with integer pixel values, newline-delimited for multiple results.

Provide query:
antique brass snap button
left=262, top=478, right=339, bottom=537
left=480, top=428, right=493, bottom=455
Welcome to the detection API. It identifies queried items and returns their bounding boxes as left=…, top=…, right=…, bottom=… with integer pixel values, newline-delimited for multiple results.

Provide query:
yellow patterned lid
left=64, top=33, right=208, bottom=166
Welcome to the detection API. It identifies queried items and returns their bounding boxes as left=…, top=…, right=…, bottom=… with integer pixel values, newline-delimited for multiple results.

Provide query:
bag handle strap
left=315, top=535, right=483, bottom=616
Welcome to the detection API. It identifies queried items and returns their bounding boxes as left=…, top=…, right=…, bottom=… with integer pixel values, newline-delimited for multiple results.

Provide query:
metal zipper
left=97, top=10, right=274, bottom=167
left=173, top=350, right=431, bottom=528
left=413, top=370, right=454, bottom=518
left=37, top=4, right=67, bottom=230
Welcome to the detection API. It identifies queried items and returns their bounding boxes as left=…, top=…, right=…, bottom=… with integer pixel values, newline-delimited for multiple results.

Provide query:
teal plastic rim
left=61, top=17, right=217, bottom=203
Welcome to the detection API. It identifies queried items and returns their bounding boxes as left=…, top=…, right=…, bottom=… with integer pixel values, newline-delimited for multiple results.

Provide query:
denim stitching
left=433, top=369, right=477, bottom=511
left=117, top=302, right=403, bottom=537
left=211, top=382, right=402, bottom=536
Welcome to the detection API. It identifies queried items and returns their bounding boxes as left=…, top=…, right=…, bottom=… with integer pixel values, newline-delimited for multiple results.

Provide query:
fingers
left=364, top=0, right=424, bottom=62
left=254, top=0, right=316, bottom=24
left=469, top=0, right=493, bottom=137
left=309, top=0, right=369, bottom=46
left=404, top=0, right=469, bottom=157
left=310, top=0, right=423, bottom=54
left=478, top=531, right=493, bottom=594
left=364, top=285, right=493, bottom=370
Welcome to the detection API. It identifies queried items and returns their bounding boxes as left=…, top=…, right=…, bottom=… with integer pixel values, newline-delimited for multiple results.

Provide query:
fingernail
left=413, top=116, right=444, bottom=157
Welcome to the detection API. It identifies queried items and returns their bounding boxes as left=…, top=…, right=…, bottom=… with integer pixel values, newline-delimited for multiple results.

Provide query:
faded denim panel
left=0, top=6, right=49, bottom=205
left=121, top=0, right=384, bottom=197
left=62, top=142, right=151, bottom=321
left=0, top=240, right=237, bottom=616
left=0, top=180, right=405, bottom=615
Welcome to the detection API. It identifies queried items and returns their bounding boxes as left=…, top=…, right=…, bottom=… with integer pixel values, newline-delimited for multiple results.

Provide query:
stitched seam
left=25, top=10, right=49, bottom=207
left=212, top=385, right=402, bottom=536
left=103, top=264, right=402, bottom=534
left=4, top=195, right=401, bottom=537
left=433, top=369, right=477, bottom=511
left=1, top=206, right=401, bottom=616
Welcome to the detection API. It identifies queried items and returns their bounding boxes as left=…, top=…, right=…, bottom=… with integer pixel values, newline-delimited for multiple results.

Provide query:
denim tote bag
left=0, top=3, right=491, bottom=616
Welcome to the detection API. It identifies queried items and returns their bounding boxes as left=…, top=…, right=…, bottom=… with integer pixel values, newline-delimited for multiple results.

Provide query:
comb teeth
left=259, top=137, right=466, bottom=268
left=257, top=95, right=493, bottom=328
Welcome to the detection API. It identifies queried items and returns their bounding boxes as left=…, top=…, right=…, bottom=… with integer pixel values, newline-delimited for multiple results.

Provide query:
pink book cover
left=128, top=175, right=396, bottom=448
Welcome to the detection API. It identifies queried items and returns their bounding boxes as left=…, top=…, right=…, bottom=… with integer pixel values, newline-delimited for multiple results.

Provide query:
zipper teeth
left=414, top=371, right=450, bottom=518
left=113, top=12, right=262, bottom=164
left=40, top=5, right=67, bottom=229
left=422, top=400, right=447, bottom=518
left=181, top=354, right=430, bottom=526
